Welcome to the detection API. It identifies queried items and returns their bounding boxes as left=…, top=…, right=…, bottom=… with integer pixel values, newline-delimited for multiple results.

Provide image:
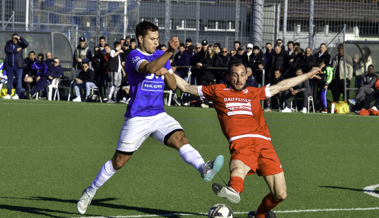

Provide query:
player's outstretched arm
left=174, top=74, right=199, bottom=96
left=269, top=67, right=322, bottom=96
left=164, top=70, right=176, bottom=91
left=138, top=37, right=179, bottom=74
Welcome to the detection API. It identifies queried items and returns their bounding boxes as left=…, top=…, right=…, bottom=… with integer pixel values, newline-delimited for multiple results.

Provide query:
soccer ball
left=208, top=203, right=233, bottom=218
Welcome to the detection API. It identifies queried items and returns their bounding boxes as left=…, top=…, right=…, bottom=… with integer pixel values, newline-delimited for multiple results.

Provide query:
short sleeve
left=127, top=51, right=148, bottom=72
left=198, top=84, right=217, bottom=100
left=251, top=85, right=271, bottom=100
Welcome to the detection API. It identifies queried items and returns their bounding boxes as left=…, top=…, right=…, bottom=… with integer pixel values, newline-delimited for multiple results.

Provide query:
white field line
left=73, top=206, right=379, bottom=218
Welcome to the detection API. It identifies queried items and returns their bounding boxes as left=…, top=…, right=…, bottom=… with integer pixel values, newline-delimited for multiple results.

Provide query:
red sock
left=255, top=194, right=281, bottom=218
left=228, top=176, right=244, bottom=194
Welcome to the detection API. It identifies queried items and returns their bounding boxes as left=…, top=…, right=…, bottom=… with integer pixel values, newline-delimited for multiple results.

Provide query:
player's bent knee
left=112, top=150, right=133, bottom=170
left=273, top=190, right=287, bottom=202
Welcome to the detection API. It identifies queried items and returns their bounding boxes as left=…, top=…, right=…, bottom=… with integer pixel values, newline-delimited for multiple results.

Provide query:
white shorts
left=116, top=112, right=183, bottom=153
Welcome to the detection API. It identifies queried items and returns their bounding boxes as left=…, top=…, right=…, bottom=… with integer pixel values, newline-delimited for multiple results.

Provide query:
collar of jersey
left=137, top=48, right=154, bottom=56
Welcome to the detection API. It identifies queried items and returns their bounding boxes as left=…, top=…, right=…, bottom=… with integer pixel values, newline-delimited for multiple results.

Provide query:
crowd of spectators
left=1, top=33, right=378, bottom=114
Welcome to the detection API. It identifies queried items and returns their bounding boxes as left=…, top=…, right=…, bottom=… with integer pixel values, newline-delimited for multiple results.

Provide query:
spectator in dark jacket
left=232, top=46, right=248, bottom=65
left=246, top=67, right=258, bottom=88
left=249, top=46, right=266, bottom=85
left=266, top=44, right=288, bottom=84
left=173, top=43, right=190, bottom=78
left=24, top=53, right=47, bottom=96
left=264, top=42, right=274, bottom=67
left=28, top=57, right=63, bottom=99
left=214, top=47, right=230, bottom=84
left=72, top=62, right=97, bottom=102
left=197, top=45, right=217, bottom=85
left=73, top=36, right=92, bottom=75
left=313, top=43, right=331, bottom=66
left=283, top=68, right=311, bottom=113
left=92, top=46, right=105, bottom=97
left=3, top=33, right=29, bottom=99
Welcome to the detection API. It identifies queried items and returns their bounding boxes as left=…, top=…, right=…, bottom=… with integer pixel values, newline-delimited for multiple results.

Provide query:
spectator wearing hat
left=232, top=45, right=248, bottom=65
left=249, top=46, right=266, bottom=86
left=73, top=36, right=92, bottom=76
left=3, top=33, right=29, bottom=100
left=214, top=47, right=230, bottom=84
left=193, top=40, right=209, bottom=85
left=186, top=38, right=192, bottom=49
left=173, top=43, right=190, bottom=79
left=245, top=43, right=254, bottom=62
left=214, top=43, right=221, bottom=55
left=125, top=39, right=136, bottom=58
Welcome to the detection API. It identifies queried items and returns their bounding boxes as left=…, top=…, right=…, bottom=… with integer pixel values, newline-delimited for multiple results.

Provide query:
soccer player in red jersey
left=174, top=61, right=321, bottom=218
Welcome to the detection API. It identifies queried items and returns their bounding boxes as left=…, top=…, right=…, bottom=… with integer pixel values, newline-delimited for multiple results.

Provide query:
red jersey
left=199, top=84, right=272, bottom=143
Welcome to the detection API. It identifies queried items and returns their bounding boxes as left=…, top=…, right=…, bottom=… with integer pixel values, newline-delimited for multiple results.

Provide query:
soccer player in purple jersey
left=77, top=21, right=224, bottom=215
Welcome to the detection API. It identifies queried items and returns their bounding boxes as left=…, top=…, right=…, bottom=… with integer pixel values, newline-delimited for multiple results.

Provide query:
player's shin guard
left=228, top=176, right=244, bottom=194
left=255, top=193, right=281, bottom=218
left=179, top=144, right=205, bottom=174
left=87, top=160, right=117, bottom=196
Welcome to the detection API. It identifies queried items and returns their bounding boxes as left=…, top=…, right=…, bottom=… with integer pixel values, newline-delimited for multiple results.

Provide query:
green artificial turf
left=0, top=100, right=378, bottom=218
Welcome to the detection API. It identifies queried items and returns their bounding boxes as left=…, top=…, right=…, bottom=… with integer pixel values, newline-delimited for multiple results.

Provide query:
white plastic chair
left=90, top=87, right=102, bottom=103
left=36, top=78, right=60, bottom=101
left=290, top=96, right=315, bottom=113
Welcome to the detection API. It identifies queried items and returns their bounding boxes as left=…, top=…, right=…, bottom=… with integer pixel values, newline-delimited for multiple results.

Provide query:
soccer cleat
left=125, top=98, right=131, bottom=104
left=372, top=106, right=378, bottom=111
left=264, top=106, right=272, bottom=112
left=321, top=108, right=328, bottom=113
left=348, top=98, right=356, bottom=105
left=107, top=99, right=115, bottom=103
left=281, top=107, right=291, bottom=113
left=301, top=107, right=307, bottom=113
left=73, top=96, right=82, bottom=102
left=248, top=210, right=276, bottom=218
left=77, top=189, right=93, bottom=215
left=201, top=103, right=209, bottom=108
left=3, top=94, right=11, bottom=99
left=212, top=183, right=241, bottom=204
left=11, top=94, right=19, bottom=100
left=203, top=155, right=224, bottom=182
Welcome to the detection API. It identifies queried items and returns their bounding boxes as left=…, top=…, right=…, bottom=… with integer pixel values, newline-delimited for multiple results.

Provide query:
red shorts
left=230, top=137, right=283, bottom=177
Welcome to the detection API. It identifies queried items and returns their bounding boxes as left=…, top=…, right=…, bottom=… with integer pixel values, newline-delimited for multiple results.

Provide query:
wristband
left=168, top=69, right=173, bottom=74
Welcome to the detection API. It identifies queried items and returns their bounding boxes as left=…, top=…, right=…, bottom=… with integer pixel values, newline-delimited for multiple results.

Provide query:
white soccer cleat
left=301, top=107, right=307, bottom=113
left=11, top=94, right=19, bottom=99
left=202, top=155, right=224, bottom=182
left=281, top=107, right=291, bottom=113
left=3, top=94, right=11, bottom=99
left=212, top=183, right=241, bottom=204
left=77, top=189, right=93, bottom=215
left=73, top=96, right=82, bottom=102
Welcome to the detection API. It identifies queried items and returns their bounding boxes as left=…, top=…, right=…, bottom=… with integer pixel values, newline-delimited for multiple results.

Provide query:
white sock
left=87, top=160, right=117, bottom=196
left=179, top=144, right=205, bottom=175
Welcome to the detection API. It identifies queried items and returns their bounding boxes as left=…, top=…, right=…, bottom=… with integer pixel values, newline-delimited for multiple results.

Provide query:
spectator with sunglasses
left=215, top=47, right=231, bottom=84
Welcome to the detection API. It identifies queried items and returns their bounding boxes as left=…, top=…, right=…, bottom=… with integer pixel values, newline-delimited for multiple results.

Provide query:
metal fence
left=1, top=0, right=378, bottom=51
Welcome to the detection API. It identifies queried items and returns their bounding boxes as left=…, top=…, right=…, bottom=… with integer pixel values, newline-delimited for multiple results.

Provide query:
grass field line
left=73, top=207, right=379, bottom=218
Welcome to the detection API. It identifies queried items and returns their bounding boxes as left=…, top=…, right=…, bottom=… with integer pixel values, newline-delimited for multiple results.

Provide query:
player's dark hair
left=228, top=61, right=246, bottom=74
left=136, top=21, right=159, bottom=40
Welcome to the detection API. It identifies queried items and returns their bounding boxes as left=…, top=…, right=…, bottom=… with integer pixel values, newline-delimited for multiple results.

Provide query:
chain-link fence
left=1, top=0, right=378, bottom=51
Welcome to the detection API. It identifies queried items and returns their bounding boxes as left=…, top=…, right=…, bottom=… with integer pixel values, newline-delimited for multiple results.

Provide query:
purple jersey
left=124, top=48, right=172, bottom=118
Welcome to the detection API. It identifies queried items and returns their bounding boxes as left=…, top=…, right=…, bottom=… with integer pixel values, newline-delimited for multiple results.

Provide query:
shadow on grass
left=320, top=186, right=379, bottom=193
left=0, top=196, right=206, bottom=217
